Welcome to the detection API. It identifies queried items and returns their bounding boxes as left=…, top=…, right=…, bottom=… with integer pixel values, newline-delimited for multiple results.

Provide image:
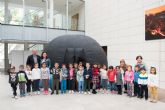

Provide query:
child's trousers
left=78, top=81, right=84, bottom=92
left=32, top=79, right=40, bottom=92
left=42, top=79, right=49, bottom=91
left=109, top=81, right=115, bottom=91
left=140, top=85, right=148, bottom=100
left=127, top=81, right=133, bottom=96
left=52, top=79, right=59, bottom=93
left=69, top=79, right=75, bottom=91
left=84, top=79, right=91, bottom=92
left=117, top=85, right=122, bottom=94
left=149, top=86, right=158, bottom=101
left=134, top=82, right=140, bottom=97
left=19, top=82, right=26, bottom=96
left=11, top=83, right=17, bottom=96
left=61, top=79, right=67, bottom=93
left=26, top=80, right=32, bottom=93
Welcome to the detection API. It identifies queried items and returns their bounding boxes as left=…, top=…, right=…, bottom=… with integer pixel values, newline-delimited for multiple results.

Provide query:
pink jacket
left=124, top=71, right=134, bottom=83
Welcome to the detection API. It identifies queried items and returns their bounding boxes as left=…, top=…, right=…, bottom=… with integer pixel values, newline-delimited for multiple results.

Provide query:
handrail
left=0, top=23, right=85, bottom=32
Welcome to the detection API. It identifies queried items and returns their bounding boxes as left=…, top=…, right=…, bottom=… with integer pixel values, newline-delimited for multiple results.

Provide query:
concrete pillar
left=49, top=0, right=54, bottom=28
left=4, top=43, right=9, bottom=75
left=4, top=0, right=10, bottom=24
left=24, top=43, right=29, bottom=50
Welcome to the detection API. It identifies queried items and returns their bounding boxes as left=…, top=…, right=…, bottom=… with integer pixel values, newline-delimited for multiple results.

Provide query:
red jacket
left=107, top=69, right=116, bottom=82
left=92, top=67, right=99, bottom=76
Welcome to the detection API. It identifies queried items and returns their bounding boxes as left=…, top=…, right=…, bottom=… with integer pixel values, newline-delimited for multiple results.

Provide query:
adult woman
left=120, top=59, right=127, bottom=93
left=136, top=55, right=147, bottom=70
left=40, top=52, right=51, bottom=68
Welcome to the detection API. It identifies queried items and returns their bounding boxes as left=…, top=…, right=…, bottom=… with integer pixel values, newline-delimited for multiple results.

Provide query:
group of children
left=8, top=61, right=159, bottom=103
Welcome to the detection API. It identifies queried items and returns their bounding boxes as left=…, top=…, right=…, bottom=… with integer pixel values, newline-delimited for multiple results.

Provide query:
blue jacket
left=134, top=71, right=140, bottom=83
left=83, top=68, right=92, bottom=80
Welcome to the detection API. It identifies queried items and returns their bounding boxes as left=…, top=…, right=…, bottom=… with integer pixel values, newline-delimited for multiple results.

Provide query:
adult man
left=26, top=50, right=41, bottom=69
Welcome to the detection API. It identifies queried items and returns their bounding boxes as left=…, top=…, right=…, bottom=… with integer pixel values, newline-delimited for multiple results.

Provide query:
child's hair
left=109, top=66, right=113, bottom=69
left=42, top=62, right=46, bottom=66
left=19, top=65, right=24, bottom=70
left=150, top=67, right=157, bottom=75
left=116, top=66, right=120, bottom=69
left=136, top=55, right=143, bottom=60
left=34, top=63, right=38, bottom=66
left=127, top=65, right=132, bottom=69
left=134, top=65, right=140, bottom=72
left=140, top=67, right=146, bottom=71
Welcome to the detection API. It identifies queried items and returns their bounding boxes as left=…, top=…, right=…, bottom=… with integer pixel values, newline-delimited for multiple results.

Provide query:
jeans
left=78, top=81, right=84, bottom=92
left=32, top=79, right=40, bottom=92
left=61, top=79, right=67, bottom=93
left=19, top=82, right=26, bottom=96
left=109, top=81, right=115, bottom=91
left=101, top=79, right=108, bottom=89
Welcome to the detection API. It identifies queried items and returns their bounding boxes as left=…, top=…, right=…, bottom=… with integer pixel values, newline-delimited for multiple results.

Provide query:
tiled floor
left=0, top=75, right=165, bottom=110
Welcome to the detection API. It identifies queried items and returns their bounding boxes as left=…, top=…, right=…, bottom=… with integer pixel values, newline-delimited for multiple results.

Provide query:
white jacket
left=32, top=68, right=41, bottom=80
left=148, top=74, right=159, bottom=87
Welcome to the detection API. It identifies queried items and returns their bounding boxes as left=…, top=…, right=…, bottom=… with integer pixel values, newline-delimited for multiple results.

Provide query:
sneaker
left=72, top=90, right=74, bottom=94
left=88, top=92, right=91, bottom=94
left=84, top=92, right=87, bottom=95
left=69, top=91, right=71, bottom=94
left=14, top=96, right=18, bottom=99
left=81, top=91, right=84, bottom=94
left=51, top=92, right=54, bottom=95
left=49, top=88, right=52, bottom=92
left=79, top=91, right=81, bottom=94
left=37, top=91, right=40, bottom=95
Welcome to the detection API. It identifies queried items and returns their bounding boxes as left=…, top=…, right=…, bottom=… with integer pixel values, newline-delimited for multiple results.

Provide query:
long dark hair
left=41, top=52, right=48, bottom=59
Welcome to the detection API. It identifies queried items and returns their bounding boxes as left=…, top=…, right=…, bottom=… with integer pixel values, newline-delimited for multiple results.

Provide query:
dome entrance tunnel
left=44, top=35, right=108, bottom=67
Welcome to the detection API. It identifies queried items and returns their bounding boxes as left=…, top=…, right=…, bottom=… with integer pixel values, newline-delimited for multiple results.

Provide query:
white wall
left=85, top=0, right=165, bottom=89
left=69, top=3, right=85, bottom=31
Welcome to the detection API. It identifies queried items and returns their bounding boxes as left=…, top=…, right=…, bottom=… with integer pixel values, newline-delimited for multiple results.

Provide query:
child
left=17, top=65, right=28, bottom=97
left=41, top=62, right=50, bottom=95
left=25, top=65, right=32, bottom=95
left=60, top=64, right=68, bottom=94
left=68, top=63, right=75, bottom=93
left=133, top=65, right=140, bottom=97
left=116, top=66, right=123, bottom=95
left=99, top=64, right=108, bottom=94
left=84, top=63, right=92, bottom=94
left=8, top=66, right=18, bottom=99
left=138, top=68, right=148, bottom=100
left=148, top=67, right=158, bottom=103
left=51, top=63, right=61, bottom=95
left=32, top=63, right=41, bottom=95
left=77, top=66, right=84, bottom=93
left=107, top=66, right=116, bottom=94
left=92, top=64, right=99, bottom=94
left=124, top=65, right=134, bottom=97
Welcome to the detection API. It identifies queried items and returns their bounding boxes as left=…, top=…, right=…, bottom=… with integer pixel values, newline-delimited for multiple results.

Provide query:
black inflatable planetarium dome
left=44, top=35, right=108, bottom=67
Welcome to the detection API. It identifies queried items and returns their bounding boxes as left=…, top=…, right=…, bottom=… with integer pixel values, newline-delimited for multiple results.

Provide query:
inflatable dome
left=44, top=35, right=107, bottom=67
